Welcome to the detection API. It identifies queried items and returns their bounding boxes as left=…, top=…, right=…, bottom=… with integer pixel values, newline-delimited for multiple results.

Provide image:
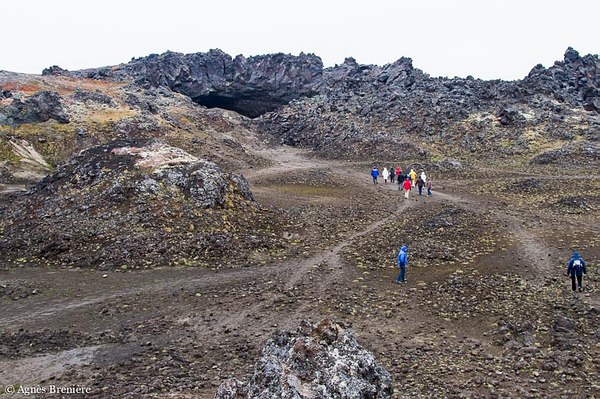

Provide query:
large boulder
left=0, top=91, right=69, bottom=125
left=215, top=319, right=393, bottom=399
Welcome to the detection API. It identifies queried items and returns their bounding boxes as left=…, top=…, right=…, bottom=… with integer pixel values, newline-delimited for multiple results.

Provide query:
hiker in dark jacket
left=566, top=251, right=587, bottom=292
left=416, top=176, right=425, bottom=196
left=396, top=245, right=408, bottom=283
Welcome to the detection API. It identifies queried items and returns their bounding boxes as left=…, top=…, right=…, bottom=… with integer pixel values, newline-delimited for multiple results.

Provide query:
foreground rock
left=215, top=319, right=393, bottom=399
left=0, top=139, right=285, bottom=269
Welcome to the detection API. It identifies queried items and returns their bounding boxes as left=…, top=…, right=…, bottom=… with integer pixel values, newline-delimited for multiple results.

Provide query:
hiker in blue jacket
left=396, top=246, right=408, bottom=284
left=371, top=166, right=379, bottom=184
left=566, top=250, right=587, bottom=292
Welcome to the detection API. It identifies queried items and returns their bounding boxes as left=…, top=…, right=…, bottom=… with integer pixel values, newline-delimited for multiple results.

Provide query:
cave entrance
left=194, top=93, right=237, bottom=112
left=192, top=93, right=274, bottom=119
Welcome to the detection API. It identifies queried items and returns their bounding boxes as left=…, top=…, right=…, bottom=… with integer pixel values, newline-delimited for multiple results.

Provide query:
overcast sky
left=2, top=0, right=598, bottom=80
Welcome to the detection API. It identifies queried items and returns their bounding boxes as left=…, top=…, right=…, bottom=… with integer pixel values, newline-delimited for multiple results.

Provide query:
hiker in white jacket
left=382, top=167, right=390, bottom=183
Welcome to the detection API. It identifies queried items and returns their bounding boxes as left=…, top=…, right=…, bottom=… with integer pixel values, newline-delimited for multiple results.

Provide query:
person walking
left=402, top=177, right=412, bottom=199
left=396, top=245, right=408, bottom=283
left=566, top=250, right=587, bottom=292
left=382, top=167, right=390, bottom=183
left=426, top=178, right=433, bottom=197
left=416, top=176, right=425, bottom=196
left=409, top=168, right=417, bottom=188
left=371, top=166, right=379, bottom=184
left=395, top=167, right=402, bottom=182
left=390, top=167, right=396, bottom=183
left=421, top=171, right=427, bottom=183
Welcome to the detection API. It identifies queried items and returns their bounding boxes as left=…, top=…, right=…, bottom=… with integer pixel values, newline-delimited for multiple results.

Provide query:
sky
left=2, top=0, right=598, bottom=80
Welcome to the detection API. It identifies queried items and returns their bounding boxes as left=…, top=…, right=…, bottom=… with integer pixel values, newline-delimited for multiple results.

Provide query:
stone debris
left=215, top=319, right=393, bottom=399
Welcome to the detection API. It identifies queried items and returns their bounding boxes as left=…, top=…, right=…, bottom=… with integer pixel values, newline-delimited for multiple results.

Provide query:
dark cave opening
left=192, top=93, right=277, bottom=119
left=193, top=93, right=265, bottom=118
left=194, top=93, right=238, bottom=111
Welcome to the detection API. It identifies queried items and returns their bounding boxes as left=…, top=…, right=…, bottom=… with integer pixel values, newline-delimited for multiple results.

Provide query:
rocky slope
left=259, top=48, right=599, bottom=164
left=0, top=69, right=272, bottom=193
left=50, top=49, right=323, bottom=118
left=0, top=139, right=285, bottom=269
left=3, top=47, right=598, bottom=177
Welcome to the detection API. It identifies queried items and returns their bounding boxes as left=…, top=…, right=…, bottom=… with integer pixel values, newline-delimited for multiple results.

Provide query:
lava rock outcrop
left=215, top=319, right=393, bottom=399
left=77, top=49, right=323, bottom=118
left=56, top=47, right=599, bottom=164
left=523, top=47, right=600, bottom=112
left=0, top=90, right=69, bottom=125
left=259, top=48, right=600, bottom=162
left=0, top=139, right=285, bottom=269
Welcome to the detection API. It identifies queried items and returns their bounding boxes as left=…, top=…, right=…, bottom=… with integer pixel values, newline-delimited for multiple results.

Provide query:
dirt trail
left=284, top=199, right=413, bottom=290
left=433, top=190, right=555, bottom=276
left=1, top=148, right=562, bottom=330
left=244, top=145, right=334, bottom=179
left=190, top=149, right=416, bottom=331
left=0, top=267, right=276, bottom=329
left=0, top=147, right=399, bottom=332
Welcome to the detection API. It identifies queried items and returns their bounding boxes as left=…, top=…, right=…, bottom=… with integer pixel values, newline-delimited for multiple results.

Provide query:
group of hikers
left=370, top=166, right=432, bottom=199
left=370, top=168, right=591, bottom=292
left=395, top=247, right=589, bottom=291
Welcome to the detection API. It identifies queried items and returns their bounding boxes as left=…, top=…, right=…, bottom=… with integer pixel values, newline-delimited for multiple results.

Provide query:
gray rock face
left=41, top=65, right=69, bottom=76
left=78, top=49, right=323, bottom=118
left=215, top=319, right=393, bottom=399
left=0, top=91, right=69, bottom=125
left=39, top=139, right=252, bottom=208
left=259, top=47, right=600, bottom=161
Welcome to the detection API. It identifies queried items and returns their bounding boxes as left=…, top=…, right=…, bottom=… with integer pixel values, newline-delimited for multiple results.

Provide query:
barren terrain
left=1, top=143, right=598, bottom=398
left=1, top=48, right=599, bottom=398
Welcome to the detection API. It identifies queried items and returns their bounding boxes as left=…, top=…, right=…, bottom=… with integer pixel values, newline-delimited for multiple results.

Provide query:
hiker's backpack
left=573, top=259, right=582, bottom=271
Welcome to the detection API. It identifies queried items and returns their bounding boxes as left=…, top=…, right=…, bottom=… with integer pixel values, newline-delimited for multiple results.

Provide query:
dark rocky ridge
left=45, top=47, right=599, bottom=164
left=258, top=48, right=600, bottom=162
left=72, top=49, right=323, bottom=118
left=524, top=47, right=600, bottom=112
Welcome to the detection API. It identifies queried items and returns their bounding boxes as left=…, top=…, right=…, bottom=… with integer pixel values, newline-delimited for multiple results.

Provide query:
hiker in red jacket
left=402, top=177, right=412, bottom=199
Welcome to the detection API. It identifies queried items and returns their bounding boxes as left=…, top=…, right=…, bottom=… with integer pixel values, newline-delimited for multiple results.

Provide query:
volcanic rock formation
left=0, top=90, right=69, bottom=125
left=0, top=139, right=283, bottom=269
left=35, top=47, right=598, bottom=164
left=215, top=319, right=393, bottom=399
left=259, top=48, right=600, bottom=162
left=76, top=49, right=323, bottom=118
